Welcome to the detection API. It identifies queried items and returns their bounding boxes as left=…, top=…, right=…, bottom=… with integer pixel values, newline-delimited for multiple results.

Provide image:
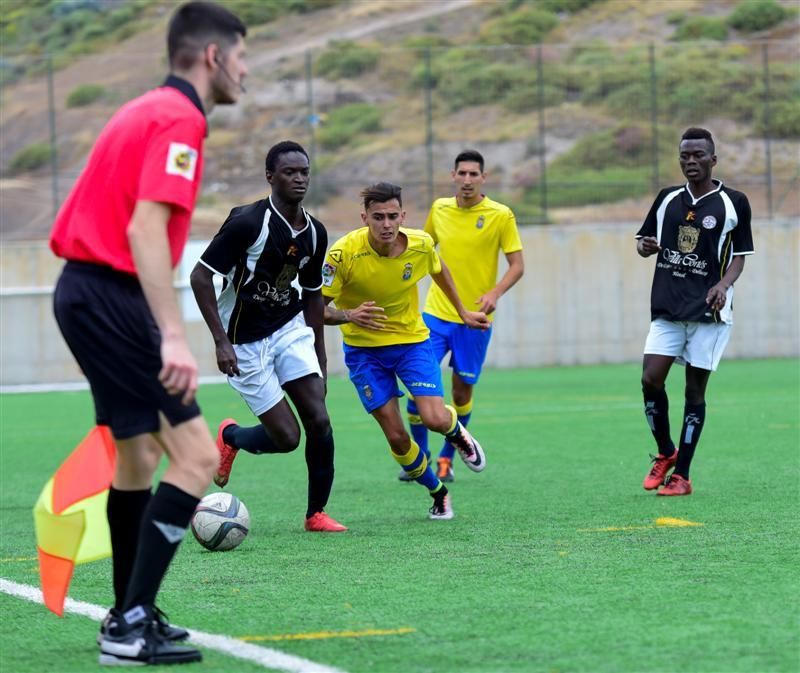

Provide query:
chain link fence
left=1, top=39, right=798, bottom=240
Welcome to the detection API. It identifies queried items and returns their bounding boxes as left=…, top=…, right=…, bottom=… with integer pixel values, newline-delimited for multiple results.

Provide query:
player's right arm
left=189, top=263, right=239, bottom=376
left=636, top=189, right=667, bottom=257
left=431, top=259, right=490, bottom=330
left=128, top=200, right=198, bottom=404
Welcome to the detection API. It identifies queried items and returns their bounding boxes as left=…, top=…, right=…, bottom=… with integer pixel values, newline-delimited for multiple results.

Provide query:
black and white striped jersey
left=199, top=196, right=327, bottom=344
left=636, top=180, right=754, bottom=324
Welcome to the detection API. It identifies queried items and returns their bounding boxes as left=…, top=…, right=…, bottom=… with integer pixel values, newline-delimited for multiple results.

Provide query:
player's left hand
left=462, top=310, right=491, bottom=330
left=706, top=283, right=728, bottom=311
left=477, top=290, right=501, bottom=315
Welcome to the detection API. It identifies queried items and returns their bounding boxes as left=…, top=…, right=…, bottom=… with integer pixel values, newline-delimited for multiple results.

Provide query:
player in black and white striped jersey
left=190, top=141, right=347, bottom=532
left=636, top=127, right=754, bottom=496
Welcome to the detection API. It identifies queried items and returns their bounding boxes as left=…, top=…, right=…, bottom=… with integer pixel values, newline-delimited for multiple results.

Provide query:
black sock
left=306, top=429, right=335, bottom=519
left=224, top=423, right=286, bottom=454
left=674, top=402, right=706, bottom=479
left=107, top=487, right=151, bottom=611
left=643, top=387, right=675, bottom=456
left=431, top=485, right=449, bottom=501
left=122, top=482, right=199, bottom=612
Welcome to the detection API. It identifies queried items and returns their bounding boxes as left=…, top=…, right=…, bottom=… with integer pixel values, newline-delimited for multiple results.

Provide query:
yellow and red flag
left=32, top=426, right=116, bottom=615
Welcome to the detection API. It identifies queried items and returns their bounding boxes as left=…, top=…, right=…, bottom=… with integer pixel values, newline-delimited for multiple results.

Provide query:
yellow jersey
left=322, top=227, right=442, bottom=347
left=423, top=196, right=522, bottom=323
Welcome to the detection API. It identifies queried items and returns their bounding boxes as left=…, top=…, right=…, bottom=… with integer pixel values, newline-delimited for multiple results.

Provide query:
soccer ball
left=191, top=492, right=250, bottom=551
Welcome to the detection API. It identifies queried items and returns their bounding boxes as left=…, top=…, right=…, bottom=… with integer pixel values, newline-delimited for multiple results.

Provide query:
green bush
left=66, top=83, right=106, bottom=108
left=479, top=7, right=558, bottom=44
left=728, top=0, right=788, bottom=32
left=537, top=0, right=601, bottom=12
left=756, top=100, right=800, bottom=138
left=555, top=126, right=655, bottom=171
left=672, top=16, right=729, bottom=41
left=666, top=11, right=686, bottom=25
left=8, top=142, right=52, bottom=174
left=317, top=103, right=382, bottom=149
left=527, top=166, right=651, bottom=208
left=315, top=41, right=379, bottom=78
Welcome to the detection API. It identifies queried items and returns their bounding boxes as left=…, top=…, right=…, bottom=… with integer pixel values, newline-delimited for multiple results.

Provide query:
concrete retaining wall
left=1, top=220, right=796, bottom=387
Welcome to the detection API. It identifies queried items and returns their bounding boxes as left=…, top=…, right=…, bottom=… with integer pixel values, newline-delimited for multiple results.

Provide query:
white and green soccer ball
left=191, top=492, right=250, bottom=551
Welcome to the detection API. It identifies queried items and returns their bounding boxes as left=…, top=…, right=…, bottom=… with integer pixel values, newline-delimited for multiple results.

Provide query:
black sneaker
left=98, top=605, right=201, bottom=666
left=97, top=606, right=189, bottom=645
left=428, top=489, right=454, bottom=520
left=448, top=423, right=486, bottom=473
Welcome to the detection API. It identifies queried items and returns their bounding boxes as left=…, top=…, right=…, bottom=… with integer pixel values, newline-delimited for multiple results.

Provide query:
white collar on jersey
left=685, top=179, right=723, bottom=205
left=268, top=195, right=311, bottom=237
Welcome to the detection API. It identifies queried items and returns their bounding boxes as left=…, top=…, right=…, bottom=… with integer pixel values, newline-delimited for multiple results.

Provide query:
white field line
left=0, top=578, right=347, bottom=673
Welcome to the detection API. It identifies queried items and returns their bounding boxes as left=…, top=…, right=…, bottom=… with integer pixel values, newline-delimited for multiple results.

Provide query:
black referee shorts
left=53, top=261, right=202, bottom=439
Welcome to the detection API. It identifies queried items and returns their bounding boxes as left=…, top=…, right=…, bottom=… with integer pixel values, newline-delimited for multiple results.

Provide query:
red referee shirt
left=50, top=77, right=207, bottom=274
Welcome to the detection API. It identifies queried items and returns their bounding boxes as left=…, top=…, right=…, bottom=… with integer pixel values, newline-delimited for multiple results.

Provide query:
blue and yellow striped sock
left=440, top=400, right=473, bottom=460
left=391, top=439, right=441, bottom=492
left=406, top=397, right=430, bottom=460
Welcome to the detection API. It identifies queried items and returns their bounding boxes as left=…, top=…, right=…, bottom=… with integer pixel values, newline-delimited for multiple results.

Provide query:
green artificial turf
left=1, top=359, right=798, bottom=673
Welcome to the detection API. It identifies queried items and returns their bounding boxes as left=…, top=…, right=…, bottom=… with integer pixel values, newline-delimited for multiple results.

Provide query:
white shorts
left=643, top=318, right=731, bottom=372
left=228, top=313, right=321, bottom=416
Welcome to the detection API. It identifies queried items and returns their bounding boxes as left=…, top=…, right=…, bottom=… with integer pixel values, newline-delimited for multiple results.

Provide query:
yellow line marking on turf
left=241, top=627, right=416, bottom=642
left=655, top=517, right=703, bottom=527
left=578, top=517, right=703, bottom=533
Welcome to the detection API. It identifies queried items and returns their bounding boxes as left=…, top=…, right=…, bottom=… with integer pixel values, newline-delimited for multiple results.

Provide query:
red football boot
left=657, top=473, right=693, bottom=496
left=305, top=511, right=348, bottom=532
left=642, top=450, right=678, bottom=490
left=214, top=418, right=239, bottom=488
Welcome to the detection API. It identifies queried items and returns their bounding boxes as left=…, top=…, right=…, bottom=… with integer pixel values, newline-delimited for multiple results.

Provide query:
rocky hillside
left=1, top=0, right=797, bottom=241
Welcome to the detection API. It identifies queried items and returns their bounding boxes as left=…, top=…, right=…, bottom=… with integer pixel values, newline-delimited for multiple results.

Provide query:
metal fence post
left=46, top=53, right=59, bottom=217
left=761, top=42, right=774, bottom=220
left=649, top=43, right=660, bottom=191
left=424, top=46, right=434, bottom=207
left=304, top=50, right=317, bottom=180
left=536, top=44, right=548, bottom=224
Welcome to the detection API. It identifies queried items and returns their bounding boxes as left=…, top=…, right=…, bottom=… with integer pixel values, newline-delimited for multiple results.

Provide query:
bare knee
left=301, top=410, right=332, bottom=440
left=269, top=424, right=302, bottom=452
left=114, top=436, right=163, bottom=489
left=158, top=416, right=218, bottom=497
left=641, top=371, right=665, bottom=395
left=386, top=427, right=411, bottom=454
left=420, top=407, right=451, bottom=434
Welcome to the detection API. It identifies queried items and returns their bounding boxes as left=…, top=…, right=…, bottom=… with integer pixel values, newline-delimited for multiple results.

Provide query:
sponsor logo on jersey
left=165, top=142, right=198, bottom=181
left=329, top=249, right=343, bottom=263
left=402, top=262, right=413, bottom=280
left=287, top=244, right=299, bottom=257
left=322, top=262, right=336, bottom=286
left=677, top=224, right=699, bottom=253
left=702, top=215, right=717, bottom=229
left=685, top=210, right=696, bottom=222
left=476, top=215, right=485, bottom=229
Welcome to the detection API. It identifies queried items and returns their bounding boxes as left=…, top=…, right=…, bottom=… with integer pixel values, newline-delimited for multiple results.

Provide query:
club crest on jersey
left=476, top=215, right=485, bottom=229
left=402, top=263, right=413, bottom=281
left=165, top=142, right=198, bottom=181
left=685, top=210, right=696, bottom=222
left=322, top=262, right=336, bottom=286
left=702, top=215, right=717, bottom=229
left=678, top=224, right=700, bottom=253
left=299, top=256, right=310, bottom=269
